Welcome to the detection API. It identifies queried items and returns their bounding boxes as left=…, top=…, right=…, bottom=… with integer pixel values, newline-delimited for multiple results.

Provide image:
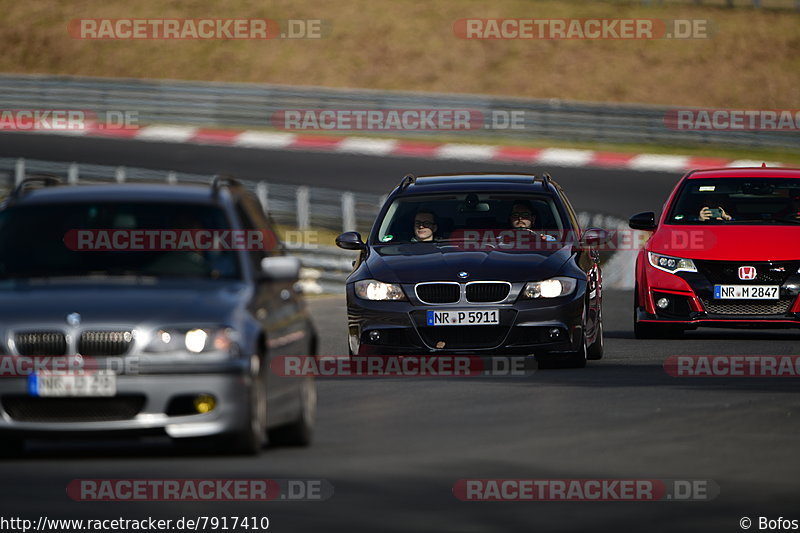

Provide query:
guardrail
left=0, top=75, right=797, bottom=150
left=0, top=157, right=638, bottom=292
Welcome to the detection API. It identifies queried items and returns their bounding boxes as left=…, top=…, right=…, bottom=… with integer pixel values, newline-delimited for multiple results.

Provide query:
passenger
left=412, top=210, right=438, bottom=242
left=698, top=205, right=733, bottom=221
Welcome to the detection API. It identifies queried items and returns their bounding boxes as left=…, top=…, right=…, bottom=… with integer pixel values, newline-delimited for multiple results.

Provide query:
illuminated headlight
left=648, top=252, right=697, bottom=274
left=521, top=277, right=578, bottom=299
left=354, top=280, right=407, bottom=301
left=145, top=327, right=238, bottom=354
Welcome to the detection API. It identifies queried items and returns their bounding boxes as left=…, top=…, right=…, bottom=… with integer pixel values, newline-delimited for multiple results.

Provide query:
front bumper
left=639, top=259, right=800, bottom=328
left=0, top=359, right=253, bottom=439
left=346, top=281, right=586, bottom=355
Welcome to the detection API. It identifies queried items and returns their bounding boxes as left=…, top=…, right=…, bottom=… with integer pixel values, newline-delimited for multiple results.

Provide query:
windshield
left=373, top=193, right=568, bottom=247
left=666, top=178, right=800, bottom=225
left=0, top=202, right=242, bottom=280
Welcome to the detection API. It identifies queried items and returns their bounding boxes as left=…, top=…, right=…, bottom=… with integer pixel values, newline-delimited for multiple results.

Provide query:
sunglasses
left=511, top=212, right=533, bottom=219
left=414, top=220, right=435, bottom=228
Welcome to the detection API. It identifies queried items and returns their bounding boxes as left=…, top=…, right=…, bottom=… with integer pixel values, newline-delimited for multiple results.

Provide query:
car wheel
left=228, top=354, right=268, bottom=455
left=586, top=308, right=604, bottom=360
left=268, top=377, right=316, bottom=447
left=564, top=331, right=588, bottom=368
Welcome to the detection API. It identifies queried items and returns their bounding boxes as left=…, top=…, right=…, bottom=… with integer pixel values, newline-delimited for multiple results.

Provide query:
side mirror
left=336, top=231, right=366, bottom=250
left=581, top=227, right=610, bottom=247
left=629, top=212, right=657, bottom=231
left=260, top=256, right=301, bottom=281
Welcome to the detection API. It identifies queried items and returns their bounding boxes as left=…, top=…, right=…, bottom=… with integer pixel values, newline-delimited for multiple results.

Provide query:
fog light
left=368, top=330, right=381, bottom=342
left=657, top=297, right=670, bottom=309
left=548, top=328, right=561, bottom=339
left=193, top=394, right=216, bottom=414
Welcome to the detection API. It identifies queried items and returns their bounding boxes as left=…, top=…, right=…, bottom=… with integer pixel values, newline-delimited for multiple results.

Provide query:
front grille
left=701, top=298, right=793, bottom=316
left=416, top=283, right=460, bottom=304
left=78, top=331, right=133, bottom=356
left=417, top=326, right=508, bottom=350
left=15, top=331, right=67, bottom=356
left=466, top=283, right=511, bottom=303
left=2, top=395, right=145, bottom=422
left=696, top=260, right=800, bottom=285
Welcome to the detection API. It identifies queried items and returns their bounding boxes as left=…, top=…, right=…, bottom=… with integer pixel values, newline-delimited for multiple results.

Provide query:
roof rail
left=211, top=174, right=242, bottom=197
left=533, top=173, right=552, bottom=186
left=10, top=174, right=63, bottom=200
left=399, top=173, right=416, bottom=191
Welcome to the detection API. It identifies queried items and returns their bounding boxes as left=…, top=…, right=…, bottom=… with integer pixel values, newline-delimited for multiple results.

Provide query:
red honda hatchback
left=629, top=167, right=800, bottom=338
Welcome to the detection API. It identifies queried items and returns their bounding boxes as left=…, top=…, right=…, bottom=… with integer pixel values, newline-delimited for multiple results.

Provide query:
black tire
left=227, top=354, right=268, bottom=455
left=564, top=332, right=588, bottom=368
left=268, top=378, right=315, bottom=447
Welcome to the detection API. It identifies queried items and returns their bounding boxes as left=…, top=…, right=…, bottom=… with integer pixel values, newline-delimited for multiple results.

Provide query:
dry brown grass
left=0, top=0, right=798, bottom=107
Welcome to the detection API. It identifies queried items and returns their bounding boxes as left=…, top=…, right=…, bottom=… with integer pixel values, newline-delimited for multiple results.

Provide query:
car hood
left=0, top=279, right=250, bottom=327
left=364, top=244, right=574, bottom=283
left=649, top=225, right=800, bottom=261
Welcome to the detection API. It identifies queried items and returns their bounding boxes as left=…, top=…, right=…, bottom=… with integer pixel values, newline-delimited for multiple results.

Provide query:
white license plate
left=713, top=285, right=780, bottom=300
left=426, top=309, right=500, bottom=326
left=28, top=371, right=117, bottom=397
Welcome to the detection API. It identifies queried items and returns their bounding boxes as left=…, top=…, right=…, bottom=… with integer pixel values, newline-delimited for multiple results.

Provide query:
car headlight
left=521, top=277, right=578, bottom=299
left=648, top=252, right=697, bottom=274
left=354, top=279, right=407, bottom=301
left=145, top=327, right=238, bottom=353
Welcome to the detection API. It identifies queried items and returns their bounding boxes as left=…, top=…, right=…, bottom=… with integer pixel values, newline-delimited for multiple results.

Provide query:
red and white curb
left=51, top=125, right=783, bottom=173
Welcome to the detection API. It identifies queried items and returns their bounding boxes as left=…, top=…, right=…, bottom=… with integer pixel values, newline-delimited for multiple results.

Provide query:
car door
left=235, top=194, right=308, bottom=424
left=560, top=190, right=602, bottom=337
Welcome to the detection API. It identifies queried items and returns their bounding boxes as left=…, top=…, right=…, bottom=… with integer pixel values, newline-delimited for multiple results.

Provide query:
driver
left=508, top=200, right=556, bottom=242
left=509, top=201, right=536, bottom=229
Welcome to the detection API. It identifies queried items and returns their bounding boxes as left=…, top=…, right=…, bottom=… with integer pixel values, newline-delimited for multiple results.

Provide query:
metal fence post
left=256, top=181, right=269, bottom=213
left=341, top=192, right=355, bottom=233
left=115, top=166, right=126, bottom=183
left=67, top=162, right=79, bottom=185
left=14, top=158, right=24, bottom=186
left=296, top=186, right=310, bottom=230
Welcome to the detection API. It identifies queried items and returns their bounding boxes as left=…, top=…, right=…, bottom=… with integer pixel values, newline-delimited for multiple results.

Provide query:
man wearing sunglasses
left=508, top=200, right=557, bottom=244
left=509, top=201, right=536, bottom=230
left=412, top=210, right=438, bottom=242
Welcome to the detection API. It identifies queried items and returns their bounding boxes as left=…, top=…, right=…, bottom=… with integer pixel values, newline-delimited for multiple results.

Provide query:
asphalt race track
left=0, top=133, right=798, bottom=533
